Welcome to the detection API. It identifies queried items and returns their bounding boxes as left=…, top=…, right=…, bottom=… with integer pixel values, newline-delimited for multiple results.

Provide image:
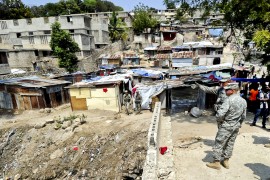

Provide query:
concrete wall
left=0, top=64, right=11, bottom=75
left=8, top=50, right=36, bottom=71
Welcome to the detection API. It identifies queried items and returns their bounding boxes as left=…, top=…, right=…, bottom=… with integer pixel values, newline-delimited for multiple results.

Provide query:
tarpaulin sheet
left=133, top=82, right=166, bottom=109
left=231, top=78, right=269, bottom=82
left=131, top=68, right=163, bottom=78
left=209, top=28, right=223, bottom=37
left=99, top=64, right=116, bottom=69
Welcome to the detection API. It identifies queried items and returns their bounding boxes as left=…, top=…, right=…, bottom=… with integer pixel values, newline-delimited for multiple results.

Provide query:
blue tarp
left=231, top=78, right=269, bottom=82
left=131, top=69, right=162, bottom=78
left=208, top=28, right=223, bottom=37
left=83, top=76, right=102, bottom=82
left=99, top=64, right=116, bottom=69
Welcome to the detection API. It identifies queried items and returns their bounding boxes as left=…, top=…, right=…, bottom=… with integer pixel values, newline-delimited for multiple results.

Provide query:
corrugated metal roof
left=123, top=53, right=139, bottom=58
left=172, top=51, right=193, bottom=58
left=157, top=46, right=172, bottom=51
left=144, top=46, right=158, bottom=51
left=0, top=76, right=71, bottom=88
left=154, top=54, right=170, bottom=59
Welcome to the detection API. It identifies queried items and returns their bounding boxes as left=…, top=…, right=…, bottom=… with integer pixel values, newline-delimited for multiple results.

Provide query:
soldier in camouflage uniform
left=196, top=78, right=230, bottom=113
left=123, top=90, right=131, bottom=115
left=206, top=83, right=247, bottom=170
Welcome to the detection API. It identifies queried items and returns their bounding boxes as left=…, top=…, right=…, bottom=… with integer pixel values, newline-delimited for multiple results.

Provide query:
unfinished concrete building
left=0, top=14, right=94, bottom=71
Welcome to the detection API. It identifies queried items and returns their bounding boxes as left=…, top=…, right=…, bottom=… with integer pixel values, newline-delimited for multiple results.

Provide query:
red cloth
left=159, top=146, right=168, bottom=155
left=103, top=88, right=108, bottom=93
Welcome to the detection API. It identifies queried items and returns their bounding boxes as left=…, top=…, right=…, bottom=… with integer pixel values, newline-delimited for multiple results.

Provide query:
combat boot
left=264, top=144, right=270, bottom=148
left=206, top=161, right=221, bottom=170
left=221, top=158, right=229, bottom=169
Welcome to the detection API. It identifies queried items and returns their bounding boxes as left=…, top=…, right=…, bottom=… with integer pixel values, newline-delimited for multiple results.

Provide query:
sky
left=22, top=0, right=166, bottom=11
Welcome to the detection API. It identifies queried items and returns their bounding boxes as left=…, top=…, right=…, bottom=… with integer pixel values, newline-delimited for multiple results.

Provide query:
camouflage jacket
left=216, top=94, right=247, bottom=128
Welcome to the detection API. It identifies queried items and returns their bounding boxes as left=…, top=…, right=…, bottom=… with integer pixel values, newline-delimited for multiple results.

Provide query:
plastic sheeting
left=208, top=28, right=223, bottom=37
left=131, top=68, right=163, bottom=78
left=133, top=82, right=166, bottom=109
left=202, top=71, right=231, bottom=80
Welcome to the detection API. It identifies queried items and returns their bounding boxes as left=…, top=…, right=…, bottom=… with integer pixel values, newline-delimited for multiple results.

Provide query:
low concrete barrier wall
left=142, top=102, right=161, bottom=179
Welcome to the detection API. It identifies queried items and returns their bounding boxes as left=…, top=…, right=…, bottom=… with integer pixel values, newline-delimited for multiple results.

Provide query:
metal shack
left=0, top=76, right=71, bottom=110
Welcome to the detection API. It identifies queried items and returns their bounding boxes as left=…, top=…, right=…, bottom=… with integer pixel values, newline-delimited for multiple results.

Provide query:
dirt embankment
left=0, top=105, right=152, bottom=179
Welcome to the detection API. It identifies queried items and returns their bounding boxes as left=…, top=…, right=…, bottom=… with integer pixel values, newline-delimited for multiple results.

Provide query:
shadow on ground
left=245, top=163, right=270, bottom=180
left=171, top=112, right=217, bottom=125
left=252, top=135, right=270, bottom=145
left=202, top=150, right=213, bottom=163
left=203, top=139, right=214, bottom=147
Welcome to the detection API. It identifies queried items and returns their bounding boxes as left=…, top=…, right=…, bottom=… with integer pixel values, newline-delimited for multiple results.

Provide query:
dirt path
left=171, top=112, right=270, bottom=180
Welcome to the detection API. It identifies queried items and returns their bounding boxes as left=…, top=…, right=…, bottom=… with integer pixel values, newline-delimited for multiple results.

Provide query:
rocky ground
left=0, top=105, right=152, bottom=179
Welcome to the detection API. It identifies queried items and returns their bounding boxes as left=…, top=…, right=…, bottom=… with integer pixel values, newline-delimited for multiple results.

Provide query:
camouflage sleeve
left=240, top=108, right=247, bottom=124
left=197, top=83, right=218, bottom=95
left=216, top=98, right=230, bottom=122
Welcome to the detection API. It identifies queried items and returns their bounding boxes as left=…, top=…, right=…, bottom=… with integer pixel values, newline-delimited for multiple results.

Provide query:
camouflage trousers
left=213, top=126, right=239, bottom=161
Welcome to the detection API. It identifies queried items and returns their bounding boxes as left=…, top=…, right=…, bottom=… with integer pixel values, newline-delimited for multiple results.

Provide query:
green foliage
left=0, top=0, right=33, bottom=19
left=50, top=22, right=80, bottom=73
left=132, top=3, right=158, bottom=34
left=28, top=0, right=123, bottom=17
left=163, top=0, right=176, bottom=9
left=109, top=11, right=129, bottom=43
left=253, top=30, right=270, bottom=52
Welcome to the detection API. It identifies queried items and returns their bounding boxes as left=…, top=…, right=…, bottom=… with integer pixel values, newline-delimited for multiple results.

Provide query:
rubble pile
left=0, top=120, right=148, bottom=179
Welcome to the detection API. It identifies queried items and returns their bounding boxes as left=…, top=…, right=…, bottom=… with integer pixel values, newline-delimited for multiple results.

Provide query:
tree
left=108, top=11, right=128, bottom=43
left=0, top=0, right=33, bottom=19
left=132, top=3, right=158, bottom=34
left=163, top=0, right=176, bottom=9
left=50, top=22, right=81, bottom=73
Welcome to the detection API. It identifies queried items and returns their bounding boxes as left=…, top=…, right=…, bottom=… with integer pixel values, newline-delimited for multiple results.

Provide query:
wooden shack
left=0, top=76, right=71, bottom=110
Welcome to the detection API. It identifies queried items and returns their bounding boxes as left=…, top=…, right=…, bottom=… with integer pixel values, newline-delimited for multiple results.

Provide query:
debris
left=45, top=108, right=52, bottom=113
left=159, top=147, right=168, bottom=155
left=45, top=119, right=55, bottom=124
left=34, top=123, right=46, bottom=129
left=50, top=149, right=63, bottom=159
left=14, top=174, right=21, bottom=180
left=73, top=146, right=79, bottom=151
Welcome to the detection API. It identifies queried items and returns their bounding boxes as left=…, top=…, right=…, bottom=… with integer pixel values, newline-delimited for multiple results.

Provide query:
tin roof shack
left=172, top=41, right=223, bottom=66
left=0, top=76, right=71, bottom=110
left=154, top=54, right=170, bottom=68
left=123, top=53, right=140, bottom=66
left=171, top=51, right=194, bottom=68
left=99, top=54, right=122, bottom=67
left=170, top=82, right=198, bottom=113
left=168, top=63, right=232, bottom=79
left=144, top=46, right=158, bottom=59
left=68, top=73, right=133, bottom=112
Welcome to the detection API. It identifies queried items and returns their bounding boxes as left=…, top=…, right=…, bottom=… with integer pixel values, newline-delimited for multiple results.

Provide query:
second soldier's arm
left=196, top=82, right=218, bottom=95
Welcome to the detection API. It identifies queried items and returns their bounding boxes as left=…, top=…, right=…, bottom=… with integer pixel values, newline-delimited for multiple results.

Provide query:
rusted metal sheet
left=70, top=96, right=87, bottom=110
left=30, top=96, right=39, bottom=109
left=38, top=96, right=45, bottom=109
left=23, top=96, right=31, bottom=110
left=0, top=92, right=13, bottom=109
left=50, top=93, right=58, bottom=108
left=11, top=94, right=17, bottom=109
